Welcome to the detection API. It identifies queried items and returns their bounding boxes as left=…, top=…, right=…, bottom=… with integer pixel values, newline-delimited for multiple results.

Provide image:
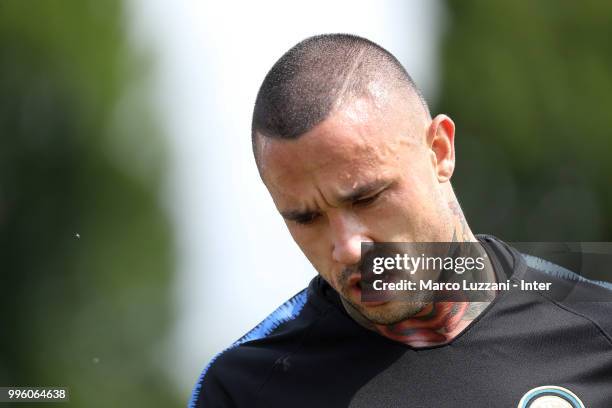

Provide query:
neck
left=342, top=199, right=496, bottom=347
left=373, top=301, right=489, bottom=347
left=448, top=199, right=476, bottom=243
left=342, top=297, right=492, bottom=348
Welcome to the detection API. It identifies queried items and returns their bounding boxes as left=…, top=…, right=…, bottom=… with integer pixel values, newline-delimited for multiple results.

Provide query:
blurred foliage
left=438, top=0, right=612, bottom=247
left=0, top=0, right=179, bottom=406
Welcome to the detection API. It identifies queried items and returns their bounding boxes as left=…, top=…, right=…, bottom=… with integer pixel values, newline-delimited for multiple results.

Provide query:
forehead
left=259, top=98, right=418, bottom=203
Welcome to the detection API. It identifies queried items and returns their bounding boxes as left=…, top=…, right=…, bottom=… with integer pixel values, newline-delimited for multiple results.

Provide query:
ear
left=426, top=114, right=455, bottom=182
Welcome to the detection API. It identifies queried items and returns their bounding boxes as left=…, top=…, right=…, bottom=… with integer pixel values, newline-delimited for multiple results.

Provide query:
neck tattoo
left=342, top=297, right=491, bottom=348
left=373, top=301, right=474, bottom=347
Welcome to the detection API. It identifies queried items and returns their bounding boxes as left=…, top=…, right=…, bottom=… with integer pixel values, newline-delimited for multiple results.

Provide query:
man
left=190, top=34, right=612, bottom=407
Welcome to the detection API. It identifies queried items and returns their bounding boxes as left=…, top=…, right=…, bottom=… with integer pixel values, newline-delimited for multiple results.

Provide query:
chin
left=355, top=300, right=427, bottom=325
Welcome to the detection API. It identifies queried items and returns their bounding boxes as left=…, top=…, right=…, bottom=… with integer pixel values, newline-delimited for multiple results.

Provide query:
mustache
left=340, top=265, right=360, bottom=286
left=338, top=243, right=411, bottom=287
left=338, top=245, right=377, bottom=286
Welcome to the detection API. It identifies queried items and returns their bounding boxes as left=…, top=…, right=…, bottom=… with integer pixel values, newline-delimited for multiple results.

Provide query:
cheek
left=367, top=184, right=436, bottom=239
left=372, top=195, right=417, bottom=236
left=386, top=181, right=451, bottom=240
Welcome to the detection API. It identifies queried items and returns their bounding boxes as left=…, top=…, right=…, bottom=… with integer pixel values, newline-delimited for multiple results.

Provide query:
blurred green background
left=0, top=0, right=178, bottom=406
left=438, top=0, right=612, bottom=244
left=1, top=0, right=611, bottom=406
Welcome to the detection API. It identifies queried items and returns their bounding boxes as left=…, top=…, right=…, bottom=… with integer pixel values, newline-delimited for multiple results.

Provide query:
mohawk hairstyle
left=251, top=33, right=429, bottom=159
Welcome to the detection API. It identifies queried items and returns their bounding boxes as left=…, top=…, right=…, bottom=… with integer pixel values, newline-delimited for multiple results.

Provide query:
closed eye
left=293, top=212, right=321, bottom=225
left=353, top=191, right=382, bottom=207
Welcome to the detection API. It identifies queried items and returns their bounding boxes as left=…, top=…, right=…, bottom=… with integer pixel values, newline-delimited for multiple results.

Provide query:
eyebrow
left=280, top=179, right=392, bottom=221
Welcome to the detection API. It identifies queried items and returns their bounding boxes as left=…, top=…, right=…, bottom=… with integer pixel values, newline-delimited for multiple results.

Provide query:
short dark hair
left=251, top=33, right=429, bottom=160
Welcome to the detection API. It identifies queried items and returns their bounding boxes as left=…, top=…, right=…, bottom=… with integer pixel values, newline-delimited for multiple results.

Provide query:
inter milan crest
left=518, top=386, right=585, bottom=408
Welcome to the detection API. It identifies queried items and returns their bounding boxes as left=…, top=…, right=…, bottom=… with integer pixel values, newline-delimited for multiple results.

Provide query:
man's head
left=252, top=34, right=460, bottom=325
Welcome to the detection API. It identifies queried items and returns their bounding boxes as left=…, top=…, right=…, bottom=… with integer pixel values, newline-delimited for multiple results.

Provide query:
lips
left=346, top=273, right=388, bottom=307
left=347, top=273, right=362, bottom=289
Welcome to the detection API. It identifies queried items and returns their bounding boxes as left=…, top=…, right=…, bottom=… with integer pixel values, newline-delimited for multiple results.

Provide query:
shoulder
left=189, top=278, right=335, bottom=407
left=521, top=252, right=612, bottom=345
left=480, top=235, right=612, bottom=345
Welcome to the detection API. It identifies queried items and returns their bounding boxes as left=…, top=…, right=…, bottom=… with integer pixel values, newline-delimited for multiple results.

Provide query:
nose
left=329, top=212, right=371, bottom=265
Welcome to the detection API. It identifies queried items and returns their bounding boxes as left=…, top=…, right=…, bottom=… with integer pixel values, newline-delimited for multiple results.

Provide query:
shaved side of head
left=252, top=34, right=430, bottom=167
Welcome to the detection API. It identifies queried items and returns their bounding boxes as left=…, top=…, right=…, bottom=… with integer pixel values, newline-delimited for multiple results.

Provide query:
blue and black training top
left=189, top=235, right=612, bottom=408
